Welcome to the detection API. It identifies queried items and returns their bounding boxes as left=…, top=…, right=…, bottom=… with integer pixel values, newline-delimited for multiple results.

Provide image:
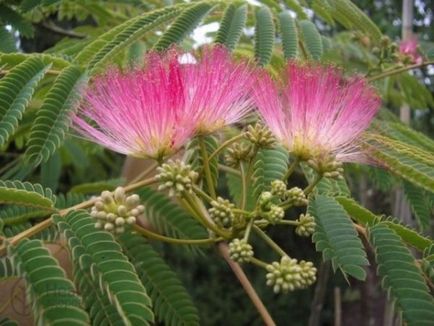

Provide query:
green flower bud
left=156, top=160, right=198, bottom=197
left=307, top=155, right=343, bottom=179
left=258, top=191, right=273, bottom=210
left=224, top=142, right=253, bottom=167
left=209, top=197, right=235, bottom=228
left=265, top=205, right=285, bottom=224
left=271, top=180, right=287, bottom=199
left=295, top=213, right=316, bottom=237
left=245, top=123, right=276, bottom=149
left=298, top=260, right=317, bottom=288
left=229, top=238, right=254, bottom=263
left=285, top=187, right=308, bottom=206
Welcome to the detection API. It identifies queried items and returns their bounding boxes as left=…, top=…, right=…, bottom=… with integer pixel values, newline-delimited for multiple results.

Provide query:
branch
left=367, top=60, right=434, bottom=82
left=39, top=21, right=86, bottom=39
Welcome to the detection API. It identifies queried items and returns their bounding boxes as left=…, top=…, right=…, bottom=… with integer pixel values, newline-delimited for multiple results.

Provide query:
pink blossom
left=399, top=37, right=423, bottom=64
left=182, top=46, right=255, bottom=134
left=73, top=51, right=193, bottom=160
left=253, top=63, right=381, bottom=163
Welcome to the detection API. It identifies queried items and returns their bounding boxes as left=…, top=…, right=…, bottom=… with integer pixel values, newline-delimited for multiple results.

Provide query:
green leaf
left=253, top=146, right=289, bottom=199
left=0, top=180, right=56, bottom=209
left=0, top=256, right=16, bottom=279
left=299, top=20, right=323, bottom=60
left=302, top=164, right=350, bottom=196
left=0, top=206, right=50, bottom=227
left=226, top=167, right=256, bottom=210
left=153, top=2, right=215, bottom=52
left=185, top=135, right=219, bottom=192
left=25, top=65, right=86, bottom=166
left=70, top=179, right=124, bottom=194
left=119, top=234, right=200, bottom=326
left=335, top=196, right=433, bottom=252
left=310, top=195, right=368, bottom=280
left=137, top=187, right=207, bottom=254
left=0, top=26, right=17, bottom=53
left=55, top=210, right=154, bottom=325
left=365, top=135, right=434, bottom=193
left=369, top=223, right=434, bottom=325
left=215, top=3, right=247, bottom=51
left=9, top=239, right=90, bottom=324
left=40, top=152, right=62, bottom=192
left=88, top=5, right=183, bottom=73
left=0, top=5, right=33, bottom=37
left=403, top=181, right=432, bottom=231
left=0, top=57, right=51, bottom=147
left=254, top=6, right=275, bottom=66
left=278, top=12, right=298, bottom=59
left=283, top=0, right=308, bottom=19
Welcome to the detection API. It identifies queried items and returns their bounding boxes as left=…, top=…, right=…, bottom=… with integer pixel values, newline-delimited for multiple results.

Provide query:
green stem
left=199, top=136, right=216, bottom=199
left=243, top=219, right=255, bottom=241
left=283, top=157, right=300, bottom=181
left=218, top=164, right=241, bottom=176
left=208, top=133, right=245, bottom=161
left=133, top=224, right=220, bottom=245
left=249, top=257, right=269, bottom=269
left=367, top=60, right=434, bottom=82
left=253, top=225, right=287, bottom=257
left=193, top=185, right=214, bottom=204
left=277, top=220, right=300, bottom=226
left=233, top=208, right=255, bottom=217
left=183, top=193, right=230, bottom=239
left=304, top=174, right=323, bottom=196
left=240, top=163, right=247, bottom=210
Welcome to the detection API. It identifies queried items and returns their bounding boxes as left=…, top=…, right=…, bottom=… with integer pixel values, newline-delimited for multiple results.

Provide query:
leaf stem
left=367, top=60, right=434, bottom=82
left=253, top=225, right=287, bottom=257
left=192, top=185, right=214, bottom=204
left=240, top=163, right=247, bottom=210
left=199, top=136, right=216, bottom=199
left=249, top=257, right=269, bottom=269
left=132, top=224, right=220, bottom=245
left=277, top=220, right=300, bottom=226
left=218, top=164, right=241, bottom=176
left=208, top=133, right=245, bottom=161
left=304, top=174, right=323, bottom=196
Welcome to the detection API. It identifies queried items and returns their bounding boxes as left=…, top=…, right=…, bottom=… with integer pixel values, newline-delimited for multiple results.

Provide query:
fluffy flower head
left=399, top=37, right=423, bottom=64
left=182, top=46, right=254, bottom=134
left=253, top=63, right=381, bottom=163
left=74, top=51, right=192, bottom=160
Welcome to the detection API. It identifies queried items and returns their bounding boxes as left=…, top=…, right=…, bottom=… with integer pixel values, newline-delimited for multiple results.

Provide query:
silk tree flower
left=399, top=37, right=423, bottom=64
left=253, top=63, right=381, bottom=163
left=182, top=46, right=255, bottom=134
left=73, top=51, right=194, bottom=160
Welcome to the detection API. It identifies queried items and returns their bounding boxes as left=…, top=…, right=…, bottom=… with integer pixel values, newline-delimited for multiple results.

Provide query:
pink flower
left=74, top=51, right=193, bottom=160
left=253, top=63, right=381, bottom=163
left=182, top=46, right=254, bottom=134
left=399, top=37, right=423, bottom=64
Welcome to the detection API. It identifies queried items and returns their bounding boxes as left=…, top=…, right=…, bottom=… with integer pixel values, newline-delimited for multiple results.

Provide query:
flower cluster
left=229, top=238, right=254, bottom=263
left=209, top=197, right=235, bottom=228
left=90, top=187, right=144, bottom=234
left=295, top=213, right=316, bottom=237
left=156, top=160, right=198, bottom=197
left=399, top=37, right=423, bottom=64
left=266, top=256, right=317, bottom=293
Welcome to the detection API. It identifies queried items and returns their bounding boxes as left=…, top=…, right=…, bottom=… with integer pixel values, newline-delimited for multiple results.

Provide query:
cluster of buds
left=156, top=160, right=198, bottom=197
left=209, top=197, right=235, bottom=228
left=295, top=213, right=316, bottom=237
left=90, top=187, right=144, bottom=234
left=224, top=142, right=253, bottom=167
left=229, top=238, right=254, bottom=263
left=265, top=256, right=317, bottom=293
left=257, top=191, right=285, bottom=224
left=286, top=187, right=308, bottom=206
left=308, top=155, right=343, bottom=179
left=265, top=205, right=285, bottom=224
left=245, top=123, right=275, bottom=149
left=271, top=180, right=287, bottom=198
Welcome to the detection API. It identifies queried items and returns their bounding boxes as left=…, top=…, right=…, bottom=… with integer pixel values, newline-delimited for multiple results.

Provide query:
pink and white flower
left=399, top=37, right=423, bottom=64
left=73, top=51, right=192, bottom=160
left=74, top=47, right=255, bottom=160
left=253, top=63, right=381, bottom=163
left=182, top=46, right=255, bottom=134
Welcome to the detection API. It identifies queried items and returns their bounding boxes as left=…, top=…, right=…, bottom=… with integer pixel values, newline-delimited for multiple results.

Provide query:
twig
left=334, top=287, right=342, bottom=326
left=308, top=261, right=330, bottom=326
left=208, top=133, right=244, bottom=161
left=217, top=242, right=276, bottom=326
left=40, top=21, right=86, bottom=39
left=367, top=60, right=434, bottom=82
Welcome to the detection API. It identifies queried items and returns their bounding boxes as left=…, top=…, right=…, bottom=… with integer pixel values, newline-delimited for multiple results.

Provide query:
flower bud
left=295, top=213, right=316, bottom=237
left=245, top=123, right=275, bottom=149
left=285, top=187, right=308, bottom=206
left=229, top=238, right=254, bottom=263
left=265, top=205, right=285, bottom=224
left=224, top=142, right=253, bottom=167
left=271, top=180, right=287, bottom=199
left=157, top=160, right=198, bottom=197
left=209, top=197, right=235, bottom=228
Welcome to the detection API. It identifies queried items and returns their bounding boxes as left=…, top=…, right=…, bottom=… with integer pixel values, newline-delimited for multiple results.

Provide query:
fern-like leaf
left=0, top=57, right=51, bottom=147
left=88, top=6, right=183, bottom=73
left=119, top=234, right=200, bottom=326
left=403, top=181, right=432, bottom=231
left=0, top=256, right=16, bottom=278
left=26, top=65, right=86, bottom=166
left=299, top=20, right=323, bottom=60
left=55, top=210, right=154, bottom=325
left=138, top=187, right=207, bottom=254
left=0, top=5, right=33, bottom=37
left=254, top=5, right=275, bottom=66
left=369, top=223, right=434, bottom=324
left=215, top=3, right=247, bottom=51
left=279, top=12, right=298, bottom=59
left=0, top=26, right=17, bottom=53
left=9, top=239, right=90, bottom=324
left=253, top=146, right=289, bottom=199
left=0, top=180, right=56, bottom=209
left=153, top=2, right=215, bottom=52
left=310, top=195, right=368, bottom=280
